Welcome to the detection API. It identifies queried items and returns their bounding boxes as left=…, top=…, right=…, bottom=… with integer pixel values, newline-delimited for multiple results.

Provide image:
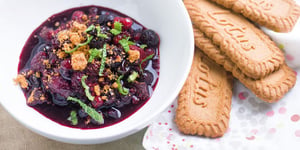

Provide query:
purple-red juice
left=16, top=6, right=160, bottom=129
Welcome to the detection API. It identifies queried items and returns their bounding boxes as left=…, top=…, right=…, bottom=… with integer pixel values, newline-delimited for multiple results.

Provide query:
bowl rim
left=0, top=0, right=194, bottom=144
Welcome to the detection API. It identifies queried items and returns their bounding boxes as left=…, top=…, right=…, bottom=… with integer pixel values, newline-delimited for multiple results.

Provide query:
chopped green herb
left=85, top=24, right=95, bottom=33
left=139, top=44, right=147, bottom=49
left=67, top=110, right=78, bottom=125
left=119, top=39, right=130, bottom=52
left=110, top=21, right=122, bottom=35
left=117, top=75, right=129, bottom=95
left=127, top=71, right=139, bottom=83
left=99, top=44, right=107, bottom=76
left=88, top=48, right=102, bottom=62
left=119, top=37, right=134, bottom=52
left=67, top=97, right=104, bottom=124
left=65, top=35, right=94, bottom=53
left=96, top=26, right=108, bottom=38
left=81, top=75, right=95, bottom=101
left=139, top=54, right=155, bottom=71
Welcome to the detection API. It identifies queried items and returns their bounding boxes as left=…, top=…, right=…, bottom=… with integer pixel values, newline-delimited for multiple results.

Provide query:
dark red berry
left=140, top=29, right=159, bottom=47
left=48, top=76, right=72, bottom=98
left=72, top=11, right=84, bottom=22
left=131, top=95, right=140, bottom=104
left=134, top=82, right=149, bottom=101
left=113, top=17, right=124, bottom=24
left=30, top=51, right=47, bottom=72
left=92, top=96, right=103, bottom=108
left=122, top=18, right=133, bottom=30
left=113, top=34, right=123, bottom=44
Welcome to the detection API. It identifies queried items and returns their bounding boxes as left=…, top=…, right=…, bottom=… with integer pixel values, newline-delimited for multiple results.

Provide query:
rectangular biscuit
left=175, top=48, right=233, bottom=138
left=184, top=0, right=285, bottom=79
left=209, top=0, right=300, bottom=32
left=193, top=26, right=297, bottom=102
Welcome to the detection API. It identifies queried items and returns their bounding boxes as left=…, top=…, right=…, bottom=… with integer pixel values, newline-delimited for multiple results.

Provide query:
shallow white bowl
left=0, top=0, right=194, bottom=144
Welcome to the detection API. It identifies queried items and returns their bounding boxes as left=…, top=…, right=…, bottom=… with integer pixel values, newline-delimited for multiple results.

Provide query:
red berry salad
left=14, top=6, right=160, bottom=129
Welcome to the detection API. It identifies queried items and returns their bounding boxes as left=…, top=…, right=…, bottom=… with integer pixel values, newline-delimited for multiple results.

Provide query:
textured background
left=0, top=105, right=145, bottom=150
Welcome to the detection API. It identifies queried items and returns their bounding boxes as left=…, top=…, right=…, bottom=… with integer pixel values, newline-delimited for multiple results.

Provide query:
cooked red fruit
left=17, top=6, right=159, bottom=129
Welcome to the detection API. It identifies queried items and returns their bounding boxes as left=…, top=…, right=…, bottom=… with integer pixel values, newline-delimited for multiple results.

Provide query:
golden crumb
left=98, top=77, right=105, bottom=82
left=27, top=89, right=36, bottom=104
left=112, top=82, right=118, bottom=89
left=62, top=43, right=73, bottom=52
left=115, top=55, right=122, bottom=63
left=71, top=51, right=88, bottom=71
left=71, top=21, right=87, bottom=32
left=57, top=30, right=69, bottom=43
left=82, top=14, right=88, bottom=21
left=103, top=85, right=110, bottom=94
left=69, top=32, right=81, bottom=45
left=14, top=74, right=28, bottom=89
left=35, top=72, right=41, bottom=78
left=57, top=50, right=68, bottom=59
left=101, top=96, right=107, bottom=101
left=43, top=60, right=50, bottom=68
left=127, top=50, right=140, bottom=63
left=94, top=85, right=101, bottom=96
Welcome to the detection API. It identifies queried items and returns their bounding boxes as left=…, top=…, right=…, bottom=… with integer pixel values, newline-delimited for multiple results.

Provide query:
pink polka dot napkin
left=143, top=70, right=300, bottom=150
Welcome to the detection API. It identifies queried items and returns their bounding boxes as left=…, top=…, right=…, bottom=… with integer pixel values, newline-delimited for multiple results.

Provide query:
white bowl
left=0, top=0, right=194, bottom=144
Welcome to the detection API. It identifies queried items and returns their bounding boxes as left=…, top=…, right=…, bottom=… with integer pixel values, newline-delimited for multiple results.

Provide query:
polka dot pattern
left=143, top=69, right=300, bottom=150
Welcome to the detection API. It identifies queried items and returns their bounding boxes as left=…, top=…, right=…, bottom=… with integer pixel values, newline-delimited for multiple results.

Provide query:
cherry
left=122, top=18, right=133, bottom=30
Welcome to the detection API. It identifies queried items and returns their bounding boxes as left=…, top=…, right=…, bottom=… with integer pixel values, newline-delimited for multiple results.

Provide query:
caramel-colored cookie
left=193, top=27, right=297, bottom=102
left=184, top=0, right=285, bottom=79
left=175, top=48, right=233, bottom=138
left=209, top=0, right=300, bottom=32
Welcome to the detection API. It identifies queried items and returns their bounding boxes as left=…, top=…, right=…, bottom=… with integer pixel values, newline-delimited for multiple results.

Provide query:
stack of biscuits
left=175, top=0, right=299, bottom=138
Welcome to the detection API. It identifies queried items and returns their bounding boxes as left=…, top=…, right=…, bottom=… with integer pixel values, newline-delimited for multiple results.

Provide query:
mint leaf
left=67, top=110, right=78, bottom=125
left=119, top=37, right=135, bottom=53
left=88, top=48, right=102, bottom=62
left=117, top=75, right=129, bottom=95
left=99, top=44, right=107, bottom=76
left=81, top=75, right=95, bottom=101
left=65, top=35, right=94, bottom=53
left=110, top=21, right=122, bottom=35
left=110, top=29, right=121, bottom=35
left=139, top=44, right=147, bottom=49
left=139, top=54, right=155, bottom=72
left=67, top=97, right=104, bottom=125
left=85, top=24, right=95, bottom=33
left=119, top=39, right=130, bottom=52
left=96, top=26, right=108, bottom=38
left=127, top=71, right=138, bottom=83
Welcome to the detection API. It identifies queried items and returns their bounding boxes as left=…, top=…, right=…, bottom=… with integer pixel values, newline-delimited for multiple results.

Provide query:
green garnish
left=67, top=110, right=78, bottom=125
left=81, top=75, right=95, bottom=101
left=117, top=75, right=129, bottom=95
left=96, top=26, right=108, bottom=38
left=85, top=24, right=95, bottom=33
left=67, top=97, right=104, bottom=124
left=119, top=37, right=134, bottom=52
left=88, top=48, right=102, bottom=62
left=139, top=44, right=147, bottom=49
left=99, top=44, right=107, bottom=76
left=127, top=71, right=139, bottom=83
left=139, top=54, right=155, bottom=71
left=65, top=35, right=94, bottom=53
left=110, top=21, right=122, bottom=35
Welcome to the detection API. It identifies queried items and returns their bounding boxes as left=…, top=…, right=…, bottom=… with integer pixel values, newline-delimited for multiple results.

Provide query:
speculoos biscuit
left=175, top=48, right=233, bottom=138
left=193, top=26, right=297, bottom=102
left=184, top=0, right=285, bottom=79
left=209, top=0, right=300, bottom=32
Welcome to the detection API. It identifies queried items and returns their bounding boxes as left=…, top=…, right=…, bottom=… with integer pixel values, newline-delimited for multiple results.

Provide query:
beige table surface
left=0, top=105, right=146, bottom=150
